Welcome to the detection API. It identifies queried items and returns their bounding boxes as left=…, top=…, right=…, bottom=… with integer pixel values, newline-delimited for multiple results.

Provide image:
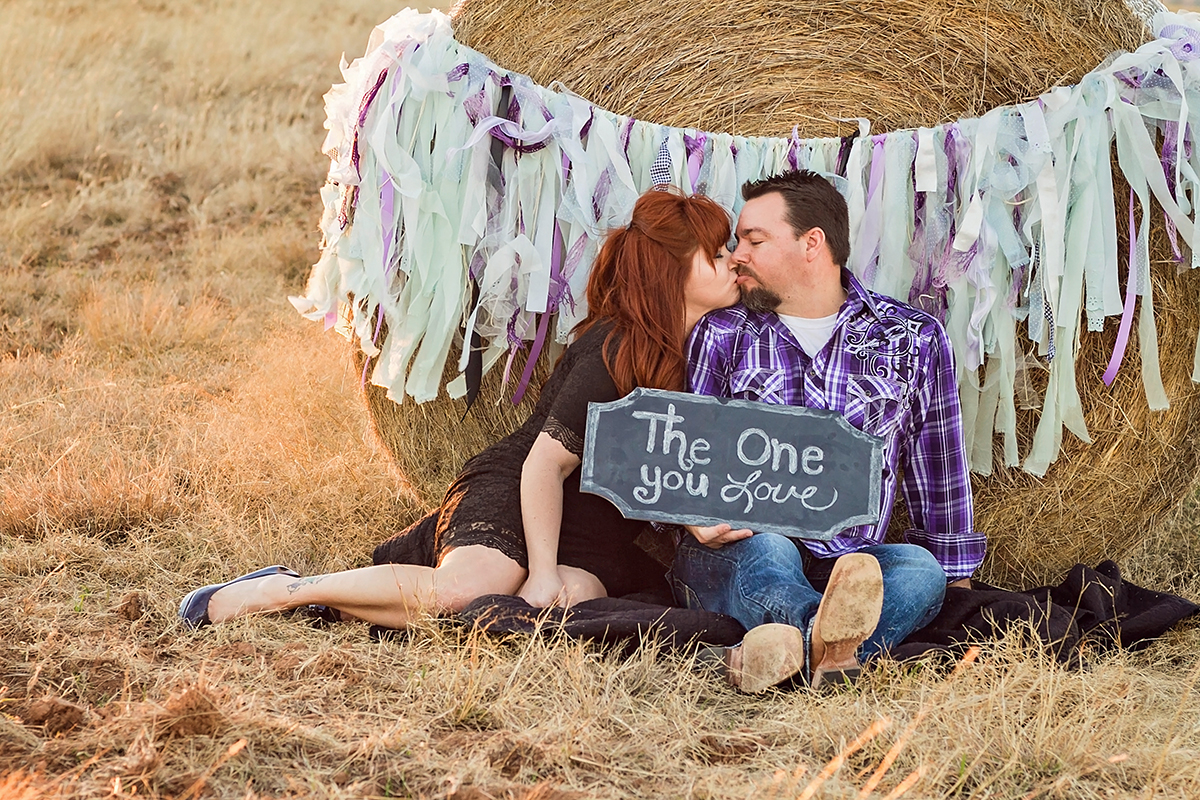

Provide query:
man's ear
left=802, top=227, right=827, bottom=261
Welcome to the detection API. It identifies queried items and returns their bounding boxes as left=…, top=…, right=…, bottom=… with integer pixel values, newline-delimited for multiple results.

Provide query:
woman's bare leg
left=557, top=565, right=607, bottom=606
left=204, top=546, right=526, bottom=628
left=431, top=546, right=528, bottom=612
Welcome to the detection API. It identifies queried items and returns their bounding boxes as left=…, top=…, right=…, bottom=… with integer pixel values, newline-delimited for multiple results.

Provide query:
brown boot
left=809, top=553, right=883, bottom=690
left=725, top=623, right=806, bottom=694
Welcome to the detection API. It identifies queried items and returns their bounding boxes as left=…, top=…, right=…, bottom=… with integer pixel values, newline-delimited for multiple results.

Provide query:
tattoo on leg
left=286, top=576, right=326, bottom=594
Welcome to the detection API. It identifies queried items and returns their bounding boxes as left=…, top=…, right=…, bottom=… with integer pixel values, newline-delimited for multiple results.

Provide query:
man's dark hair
left=741, top=170, right=851, bottom=268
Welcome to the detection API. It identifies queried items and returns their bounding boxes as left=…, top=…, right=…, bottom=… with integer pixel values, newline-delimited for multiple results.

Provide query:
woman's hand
left=518, top=570, right=568, bottom=608
left=520, top=432, right=582, bottom=608
left=685, top=523, right=754, bottom=549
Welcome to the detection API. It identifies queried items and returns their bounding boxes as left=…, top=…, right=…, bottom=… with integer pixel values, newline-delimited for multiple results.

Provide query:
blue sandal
left=178, top=565, right=300, bottom=629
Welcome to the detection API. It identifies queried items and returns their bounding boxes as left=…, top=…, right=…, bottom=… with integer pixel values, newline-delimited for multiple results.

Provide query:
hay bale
left=361, top=0, right=1200, bottom=584
left=451, top=0, right=1147, bottom=137
left=359, top=346, right=551, bottom=510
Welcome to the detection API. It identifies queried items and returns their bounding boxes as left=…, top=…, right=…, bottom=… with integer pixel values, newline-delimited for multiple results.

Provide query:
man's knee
left=674, top=532, right=801, bottom=587
left=671, top=532, right=807, bottom=622
left=877, top=544, right=946, bottom=621
left=877, top=543, right=941, bottom=574
left=723, top=531, right=804, bottom=564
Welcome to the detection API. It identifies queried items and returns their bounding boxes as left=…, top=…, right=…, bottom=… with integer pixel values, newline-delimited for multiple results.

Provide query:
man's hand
left=518, top=570, right=567, bottom=608
left=685, top=523, right=754, bottom=549
left=948, top=578, right=972, bottom=590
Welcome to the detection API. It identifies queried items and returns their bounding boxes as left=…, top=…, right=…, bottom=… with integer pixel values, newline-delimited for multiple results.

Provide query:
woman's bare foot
left=205, top=573, right=299, bottom=623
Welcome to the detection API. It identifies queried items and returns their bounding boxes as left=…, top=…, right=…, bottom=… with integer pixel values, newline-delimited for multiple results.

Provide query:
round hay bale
left=361, top=0, right=1200, bottom=585
left=358, top=347, right=551, bottom=510
left=451, top=0, right=1147, bottom=137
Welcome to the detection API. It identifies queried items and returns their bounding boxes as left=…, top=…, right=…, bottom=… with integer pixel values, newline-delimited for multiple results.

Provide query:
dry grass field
left=3, top=2, right=1200, bottom=798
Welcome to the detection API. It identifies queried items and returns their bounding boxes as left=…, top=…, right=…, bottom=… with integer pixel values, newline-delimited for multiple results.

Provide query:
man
left=673, top=170, right=985, bottom=692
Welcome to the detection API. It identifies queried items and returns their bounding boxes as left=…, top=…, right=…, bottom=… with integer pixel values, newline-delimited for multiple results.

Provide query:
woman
left=183, top=188, right=812, bottom=692
left=180, top=188, right=740, bottom=629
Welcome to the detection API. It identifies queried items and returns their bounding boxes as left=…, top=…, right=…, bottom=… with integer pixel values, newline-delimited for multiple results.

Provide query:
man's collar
left=840, top=268, right=881, bottom=320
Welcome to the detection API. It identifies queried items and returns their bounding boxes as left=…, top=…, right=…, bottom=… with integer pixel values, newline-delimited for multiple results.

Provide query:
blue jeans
left=670, top=533, right=946, bottom=660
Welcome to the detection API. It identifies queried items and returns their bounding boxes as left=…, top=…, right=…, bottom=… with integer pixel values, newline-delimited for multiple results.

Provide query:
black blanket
left=457, top=561, right=1198, bottom=662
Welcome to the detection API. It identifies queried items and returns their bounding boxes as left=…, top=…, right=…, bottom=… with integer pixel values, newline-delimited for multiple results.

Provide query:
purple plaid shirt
left=687, top=270, right=986, bottom=580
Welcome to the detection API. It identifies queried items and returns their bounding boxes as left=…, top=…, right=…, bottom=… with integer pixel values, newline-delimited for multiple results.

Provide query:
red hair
left=576, top=189, right=731, bottom=395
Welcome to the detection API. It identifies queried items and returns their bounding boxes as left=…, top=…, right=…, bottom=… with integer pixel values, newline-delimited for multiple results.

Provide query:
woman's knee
left=432, top=546, right=526, bottom=613
left=559, top=566, right=606, bottom=605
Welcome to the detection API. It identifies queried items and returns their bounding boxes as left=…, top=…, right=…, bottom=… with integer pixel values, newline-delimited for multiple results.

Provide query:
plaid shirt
left=687, top=271, right=986, bottom=580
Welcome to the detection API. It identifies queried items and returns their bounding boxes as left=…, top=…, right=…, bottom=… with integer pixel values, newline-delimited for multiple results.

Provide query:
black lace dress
left=372, top=322, right=668, bottom=598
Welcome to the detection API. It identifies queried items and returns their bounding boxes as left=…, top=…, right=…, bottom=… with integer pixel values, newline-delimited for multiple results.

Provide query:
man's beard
left=740, top=284, right=783, bottom=314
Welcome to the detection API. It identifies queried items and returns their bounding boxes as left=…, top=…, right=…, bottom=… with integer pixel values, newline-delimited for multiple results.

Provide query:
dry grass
left=2, top=1, right=1200, bottom=798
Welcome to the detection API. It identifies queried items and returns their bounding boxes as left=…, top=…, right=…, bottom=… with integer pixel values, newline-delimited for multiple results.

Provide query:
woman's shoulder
left=571, top=319, right=616, bottom=347
left=564, top=320, right=619, bottom=363
left=550, top=321, right=619, bottom=390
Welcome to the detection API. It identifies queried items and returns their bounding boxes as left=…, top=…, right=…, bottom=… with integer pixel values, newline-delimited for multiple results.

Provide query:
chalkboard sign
left=580, top=388, right=884, bottom=541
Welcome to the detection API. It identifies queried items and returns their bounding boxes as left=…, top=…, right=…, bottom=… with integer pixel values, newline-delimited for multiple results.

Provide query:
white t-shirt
left=778, top=312, right=839, bottom=358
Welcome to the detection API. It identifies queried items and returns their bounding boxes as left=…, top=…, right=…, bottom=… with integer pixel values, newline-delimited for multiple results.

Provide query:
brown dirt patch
left=271, top=643, right=308, bottom=678
left=156, top=684, right=224, bottom=738
left=488, top=734, right=547, bottom=779
left=302, top=649, right=364, bottom=685
left=23, top=697, right=87, bottom=735
left=113, top=591, right=146, bottom=621
left=696, top=730, right=770, bottom=764
left=211, top=642, right=259, bottom=662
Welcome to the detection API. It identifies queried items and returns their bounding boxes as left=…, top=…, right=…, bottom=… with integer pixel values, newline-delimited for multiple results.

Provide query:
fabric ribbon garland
left=292, top=7, right=1200, bottom=477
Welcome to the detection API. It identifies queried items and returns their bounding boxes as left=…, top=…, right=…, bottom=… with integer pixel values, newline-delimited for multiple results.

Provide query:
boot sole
left=810, top=553, right=883, bottom=690
left=736, top=623, right=806, bottom=694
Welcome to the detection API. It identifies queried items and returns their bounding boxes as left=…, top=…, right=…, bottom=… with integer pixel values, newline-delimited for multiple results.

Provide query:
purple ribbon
left=620, top=117, right=635, bottom=157
left=943, top=124, right=962, bottom=199
left=452, top=80, right=556, bottom=156
left=449, top=114, right=560, bottom=158
left=557, top=234, right=589, bottom=316
left=1102, top=190, right=1140, bottom=387
left=511, top=150, right=572, bottom=404
left=351, top=67, right=391, bottom=178
left=592, top=170, right=612, bottom=221
left=462, top=88, right=491, bottom=126
left=1160, top=120, right=1185, bottom=262
left=908, top=127, right=965, bottom=319
left=788, top=126, right=802, bottom=171
left=684, top=133, right=707, bottom=190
